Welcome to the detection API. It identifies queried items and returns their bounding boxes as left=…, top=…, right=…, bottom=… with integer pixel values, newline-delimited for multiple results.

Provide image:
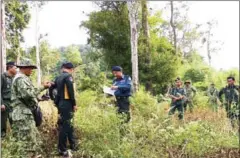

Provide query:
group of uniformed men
left=1, top=61, right=132, bottom=158
left=1, top=60, right=239, bottom=157
left=168, top=77, right=239, bottom=123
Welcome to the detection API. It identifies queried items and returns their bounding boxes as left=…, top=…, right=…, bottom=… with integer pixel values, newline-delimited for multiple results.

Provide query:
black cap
left=112, top=66, right=122, bottom=72
left=6, top=61, right=16, bottom=66
left=61, top=62, right=74, bottom=69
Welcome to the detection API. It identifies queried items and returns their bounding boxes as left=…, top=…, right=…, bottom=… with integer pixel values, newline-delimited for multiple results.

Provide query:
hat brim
left=17, top=65, right=37, bottom=69
left=184, top=82, right=191, bottom=84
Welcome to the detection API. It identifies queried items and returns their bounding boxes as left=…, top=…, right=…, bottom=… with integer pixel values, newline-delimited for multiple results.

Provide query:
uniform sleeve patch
left=69, top=77, right=73, bottom=82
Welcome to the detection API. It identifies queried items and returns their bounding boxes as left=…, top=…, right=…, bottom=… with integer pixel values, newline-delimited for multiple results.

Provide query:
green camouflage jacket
left=11, top=73, right=45, bottom=121
left=207, top=87, right=219, bottom=102
left=184, top=86, right=197, bottom=100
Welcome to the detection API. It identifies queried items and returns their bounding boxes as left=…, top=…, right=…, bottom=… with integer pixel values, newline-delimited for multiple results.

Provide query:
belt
left=116, top=96, right=129, bottom=99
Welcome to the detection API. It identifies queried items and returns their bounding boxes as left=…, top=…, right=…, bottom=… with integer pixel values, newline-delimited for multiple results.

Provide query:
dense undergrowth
left=2, top=89, right=239, bottom=158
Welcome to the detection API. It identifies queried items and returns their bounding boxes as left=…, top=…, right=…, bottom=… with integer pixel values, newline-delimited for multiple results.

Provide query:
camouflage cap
left=210, top=82, right=215, bottom=85
left=184, top=80, right=191, bottom=84
left=16, top=59, right=37, bottom=69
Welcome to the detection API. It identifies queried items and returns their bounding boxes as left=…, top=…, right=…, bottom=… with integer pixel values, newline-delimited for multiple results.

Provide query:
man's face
left=175, top=80, right=181, bottom=87
left=227, top=79, right=234, bottom=85
left=210, top=84, right=215, bottom=88
left=112, top=71, right=122, bottom=78
left=21, top=67, right=34, bottom=76
left=9, top=66, right=17, bottom=75
left=185, top=82, right=190, bottom=86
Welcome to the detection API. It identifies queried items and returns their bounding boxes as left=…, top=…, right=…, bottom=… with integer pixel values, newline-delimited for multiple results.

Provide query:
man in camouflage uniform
left=168, top=78, right=186, bottom=120
left=207, top=83, right=219, bottom=112
left=219, top=76, right=239, bottom=124
left=1, top=62, right=17, bottom=138
left=11, top=60, right=51, bottom=158
left=183, top=80, right=197, bottom=113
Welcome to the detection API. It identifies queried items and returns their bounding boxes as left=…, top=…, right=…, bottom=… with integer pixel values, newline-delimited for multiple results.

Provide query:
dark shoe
left=70, top=144, right=79, bottom=151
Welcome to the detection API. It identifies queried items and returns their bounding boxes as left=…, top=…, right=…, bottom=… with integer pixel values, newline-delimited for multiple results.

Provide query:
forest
left=1, top=1, right=239, bottom=158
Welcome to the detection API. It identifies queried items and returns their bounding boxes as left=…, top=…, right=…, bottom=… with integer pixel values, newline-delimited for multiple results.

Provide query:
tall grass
left=1, top=89, right=239, bottom=158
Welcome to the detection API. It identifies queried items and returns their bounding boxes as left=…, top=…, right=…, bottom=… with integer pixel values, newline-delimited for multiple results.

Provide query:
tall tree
left=127, top=1, right=139, bottom=92
left=140, top=0, right=152, bottom=92
left=170, top=1, right=177, bottom=54
left=202, top=20, right=222, bottom=66
left=81, top=2, right=132, bottom=74
left=5, top=0, right=30, bottom=62
left=33, top=1, right=45, bottom=87
left=163, top=1, right=204, bottom=58
left=1, top=0, right=6, bottom=72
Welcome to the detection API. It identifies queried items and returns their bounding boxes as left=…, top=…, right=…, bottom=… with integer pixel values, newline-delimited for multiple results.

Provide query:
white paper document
left=103, top=86, right=116, bottom=96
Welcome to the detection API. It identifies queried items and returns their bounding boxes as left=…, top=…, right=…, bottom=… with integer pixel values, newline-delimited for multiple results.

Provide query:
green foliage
left=63, top=45, right=82, bottom=66
left=72, top=89, right=238, bottom=158
left=81, top=2, right=132, bottom=74
left=5, top=0, right=31, bottom=61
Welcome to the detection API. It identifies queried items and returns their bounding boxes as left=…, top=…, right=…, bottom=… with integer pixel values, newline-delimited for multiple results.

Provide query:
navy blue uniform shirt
left=113, top=75, right=132, bottom=97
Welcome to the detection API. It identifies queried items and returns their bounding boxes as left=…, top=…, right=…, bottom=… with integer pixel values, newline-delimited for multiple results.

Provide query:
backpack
left=32, top=106, right=43, bottom=127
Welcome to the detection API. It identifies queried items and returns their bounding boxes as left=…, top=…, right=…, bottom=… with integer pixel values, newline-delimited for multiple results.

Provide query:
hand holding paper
left=103, top=86, right=116, bottom=96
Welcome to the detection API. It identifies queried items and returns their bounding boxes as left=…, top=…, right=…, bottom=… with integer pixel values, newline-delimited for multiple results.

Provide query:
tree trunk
left=207, top=24, right=212, bottom=66
left=1, top=1, right=6, bottom=73
left=35, top=4, right=41, bottom=87
left=127, top=1, right=139, bottom=92
left=170, top=1, right=177, bottom=54
left=141, top=0, right=152, bottom=92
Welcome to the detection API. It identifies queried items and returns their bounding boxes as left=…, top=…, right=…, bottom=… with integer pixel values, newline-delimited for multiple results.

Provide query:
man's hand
left=43, top=81, right=52, bottom=88
left=1, top=105, right=6, bottom=111
left=111, top=86, right=118, bottom=90
left=73, top=105, right=77, bottom=112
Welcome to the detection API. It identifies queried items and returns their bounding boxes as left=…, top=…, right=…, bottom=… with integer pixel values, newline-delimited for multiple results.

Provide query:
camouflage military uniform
left=1, top=72, right=14, bottom=136
left=183, top=85, right=197, bottom=112
left=219, top=85, right=239, bottom=120
left=168, top=87, right=186, bottom=120
left=207, top=86, right=219, bottom=112
left=11, top=72, right=46, bottom=157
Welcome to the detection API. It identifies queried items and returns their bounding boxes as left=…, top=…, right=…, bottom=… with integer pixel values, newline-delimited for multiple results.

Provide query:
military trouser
left=183, top=99, right=194, bottom=113
left=116, top=96, right=131, bottom=123
left=58, top=100, right=76, bottom=153
left=1, top=100, right=13, bottom=137
left=209, top=101, right=218, bottom=112
left=11, top=106, right=41, bottom=158
left=168, top=101, right=184, bottom=120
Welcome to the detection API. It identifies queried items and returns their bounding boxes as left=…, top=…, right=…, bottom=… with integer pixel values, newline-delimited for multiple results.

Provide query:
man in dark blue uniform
left=54, top=62, right=78, bottom=157
left=111, top=66, right=132, bottom=123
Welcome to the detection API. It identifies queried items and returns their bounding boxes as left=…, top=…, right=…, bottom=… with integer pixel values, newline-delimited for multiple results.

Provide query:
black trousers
left=116, top=96, right=130, bottom=123
left=58, top=100, right=76, bottom=152
left=1, top=103, right=13, bottom=136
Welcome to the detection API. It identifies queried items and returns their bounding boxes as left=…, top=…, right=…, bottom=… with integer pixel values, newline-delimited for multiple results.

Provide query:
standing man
left=168, top=78, right=186, bottom=120
left=207, top=83, right=219, bottom=112
left=55, top=62, right=77, bottom=157
left=111, top=66, right=132, bottom=123
left=1, top=62, right=17, bottom=138
left=11, top=60, right=51, bottom=158
left=183, top=80, right=197, bottom=113
left=219, top=76, right=239, bottom=124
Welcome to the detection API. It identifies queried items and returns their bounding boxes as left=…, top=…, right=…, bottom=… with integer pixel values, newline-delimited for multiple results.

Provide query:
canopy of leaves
left=5, top=0, right=31, bottom=61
